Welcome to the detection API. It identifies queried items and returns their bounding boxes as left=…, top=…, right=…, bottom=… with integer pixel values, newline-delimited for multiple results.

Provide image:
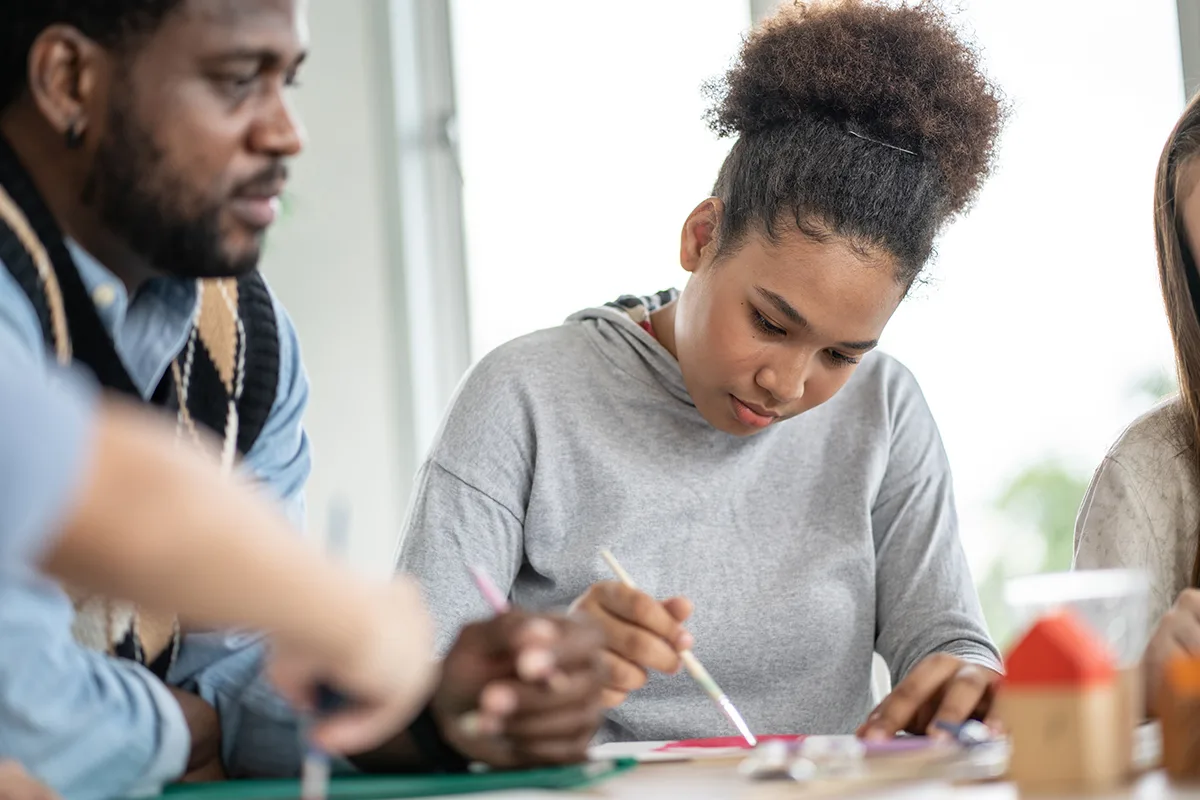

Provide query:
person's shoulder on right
left=1075, top=397, right=1199, bottom=621
left=1104, top=397, right=1193, bottom=477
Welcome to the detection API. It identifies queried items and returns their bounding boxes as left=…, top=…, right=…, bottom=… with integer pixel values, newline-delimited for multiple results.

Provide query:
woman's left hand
left=856, top=653, right=1001, bottom=740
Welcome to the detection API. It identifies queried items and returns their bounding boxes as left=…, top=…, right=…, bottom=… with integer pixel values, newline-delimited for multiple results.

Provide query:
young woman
left=399, top=0, right=1005, bottom=742
left=1074, top=90, right=1200, bottom=717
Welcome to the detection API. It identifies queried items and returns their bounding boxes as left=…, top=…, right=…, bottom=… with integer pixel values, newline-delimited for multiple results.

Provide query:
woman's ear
left=680, top=197, right=723, bottom=274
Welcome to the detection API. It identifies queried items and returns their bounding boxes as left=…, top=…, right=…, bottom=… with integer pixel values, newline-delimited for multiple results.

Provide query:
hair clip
left=846, top=128, right=917, bottom=156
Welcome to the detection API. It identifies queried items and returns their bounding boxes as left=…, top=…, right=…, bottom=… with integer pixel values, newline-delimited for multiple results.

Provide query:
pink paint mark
left=656, top=735, right=802, bottom=752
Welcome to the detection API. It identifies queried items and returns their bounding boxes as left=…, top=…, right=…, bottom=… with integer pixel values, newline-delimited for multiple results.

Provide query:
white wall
left=259, top=0, right=414, bottom=571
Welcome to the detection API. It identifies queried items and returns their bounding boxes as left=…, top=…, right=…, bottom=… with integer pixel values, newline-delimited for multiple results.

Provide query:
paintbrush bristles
left=679, top=652, right=758, bottom=746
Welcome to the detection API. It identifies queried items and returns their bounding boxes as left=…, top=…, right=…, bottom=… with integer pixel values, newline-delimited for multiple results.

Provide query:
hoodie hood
left=567, top=289, right=695, bottom=407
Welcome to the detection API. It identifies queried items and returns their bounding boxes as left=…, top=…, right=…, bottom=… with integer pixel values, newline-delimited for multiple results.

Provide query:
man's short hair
left=0, top=1, right=185, bottom=112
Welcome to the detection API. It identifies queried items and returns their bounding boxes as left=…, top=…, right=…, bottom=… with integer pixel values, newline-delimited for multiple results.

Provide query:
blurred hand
left=178, top=760, right=227, bottom=784
left=1144, top=588, right=1200, bottom=718
left=431, top=611, right=606, bottom=767
left=570, top=581, right=693, bottom=707
left=167, top=687, right=223, bottom=780
left=268, top=577, right=436, bottom=754
left=0, top=761, right=59, bottom=800
left=856, top=653, right=1000, bottom=740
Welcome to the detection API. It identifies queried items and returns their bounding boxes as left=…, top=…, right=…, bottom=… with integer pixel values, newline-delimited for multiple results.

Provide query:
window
left=879, top=0, right=1183, bottom=639
left=450, top=0, right=751, bottom=357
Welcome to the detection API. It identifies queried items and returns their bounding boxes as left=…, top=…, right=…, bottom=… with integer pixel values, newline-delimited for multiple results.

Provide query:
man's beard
left=80, top=102, right=262, bottom=279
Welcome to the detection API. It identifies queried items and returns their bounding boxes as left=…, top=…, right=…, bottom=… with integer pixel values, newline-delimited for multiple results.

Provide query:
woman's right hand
left=570, top=581, right=694, bottom=707
left=1144, top=588, right=1200, bottom=717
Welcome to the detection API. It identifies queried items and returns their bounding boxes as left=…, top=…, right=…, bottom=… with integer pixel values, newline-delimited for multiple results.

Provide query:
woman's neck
left=650, top=302, right=679, bottom=361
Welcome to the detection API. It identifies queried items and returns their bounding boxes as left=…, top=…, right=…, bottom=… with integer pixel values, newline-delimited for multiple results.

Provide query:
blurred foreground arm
left=38, top=397, right=435, bottom=754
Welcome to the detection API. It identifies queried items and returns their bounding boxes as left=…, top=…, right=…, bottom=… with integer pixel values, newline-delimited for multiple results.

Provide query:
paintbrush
left=301, top=501, right=352, bottom=800
left=467, top=565, right=568, bottom=684
left=464, top=566, right=571, bottom=714
left=301, top=685, right=348, bottom=800
left=468, top=565, right=511, bottom=614
left=600, top=549, right=758, bottom=748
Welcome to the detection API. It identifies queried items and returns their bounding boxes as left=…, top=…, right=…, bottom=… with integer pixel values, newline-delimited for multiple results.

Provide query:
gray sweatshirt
left=396, top=302, right=999, bottom=743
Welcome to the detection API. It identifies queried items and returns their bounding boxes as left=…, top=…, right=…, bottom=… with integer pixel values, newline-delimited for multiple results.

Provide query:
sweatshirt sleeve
left=397, top=461, right=526, bottom=653
left=870, top=370, right=1000, bottom=684
left=395, top=352, right=535, bottom=654
left=1075, top=456, right=1178, bottom=627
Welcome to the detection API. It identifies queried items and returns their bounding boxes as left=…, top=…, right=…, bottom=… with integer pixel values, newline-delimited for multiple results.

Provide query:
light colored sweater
left=1074, top=398, right=1200, bottom=625
left=397, top=302, right=999, bottom=742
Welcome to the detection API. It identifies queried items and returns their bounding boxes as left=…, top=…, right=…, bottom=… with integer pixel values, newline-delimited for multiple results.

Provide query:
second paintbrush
left=599, top=549, right=758, bottom=747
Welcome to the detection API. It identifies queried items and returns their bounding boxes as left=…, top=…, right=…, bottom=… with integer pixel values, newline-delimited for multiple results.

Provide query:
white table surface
left=423, top=730, right=1200, bottom=800
left=431, top=762, right=1200, bottom=800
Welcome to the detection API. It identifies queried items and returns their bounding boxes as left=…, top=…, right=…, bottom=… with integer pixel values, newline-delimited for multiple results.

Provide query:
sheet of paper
left=590, top=735, right=938, bottom=763
left=589, top=741, right=692, bottom=763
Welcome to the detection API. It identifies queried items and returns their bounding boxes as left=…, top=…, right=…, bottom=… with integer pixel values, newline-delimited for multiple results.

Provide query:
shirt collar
left=64, top=239, right=199, bottom=332
left=63, top=239, right=200, bottom=397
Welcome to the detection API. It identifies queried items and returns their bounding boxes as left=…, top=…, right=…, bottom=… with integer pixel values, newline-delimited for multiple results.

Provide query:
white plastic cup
left=1003, top=569, right=1150, bottom=668
left=1003, top=568, right=1151, bottom=779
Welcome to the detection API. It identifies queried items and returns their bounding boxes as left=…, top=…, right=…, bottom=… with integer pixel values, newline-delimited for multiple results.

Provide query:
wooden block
left=1116, top=665, right=1143, bottom=778
left=999, top=611, right=1125, bottom=793
left=1162, top=656, right=1200, bottom=782
left=999, top=685, right=1123, bottom=793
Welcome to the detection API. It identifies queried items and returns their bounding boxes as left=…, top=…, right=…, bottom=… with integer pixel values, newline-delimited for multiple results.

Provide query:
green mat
left=137, top=759, right=636, bottom=799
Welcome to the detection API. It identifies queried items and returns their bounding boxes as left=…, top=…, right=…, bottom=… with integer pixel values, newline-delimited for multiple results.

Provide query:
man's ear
left=24, top=25, right=109, bottom=146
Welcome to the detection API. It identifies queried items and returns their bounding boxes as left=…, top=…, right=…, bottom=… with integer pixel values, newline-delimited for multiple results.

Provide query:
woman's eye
left=752, top=310, right=787, bottom=336
left=826, top=350, right=861, bottom=366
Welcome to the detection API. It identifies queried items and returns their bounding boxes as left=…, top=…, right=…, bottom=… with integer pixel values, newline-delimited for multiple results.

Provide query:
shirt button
left=92, top=284, right=116, bottom=309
